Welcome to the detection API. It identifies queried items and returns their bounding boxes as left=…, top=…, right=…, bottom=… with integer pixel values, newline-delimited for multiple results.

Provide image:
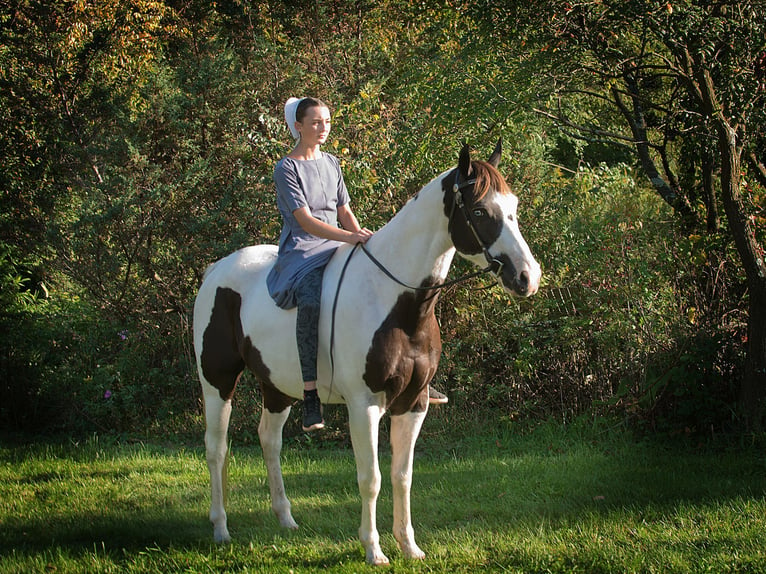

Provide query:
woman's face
left=296, top=105, right=331, bottom=146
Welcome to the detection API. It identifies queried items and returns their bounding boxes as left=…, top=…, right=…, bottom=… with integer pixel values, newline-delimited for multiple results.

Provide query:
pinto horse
left=193, top=141, right=541, bottom=565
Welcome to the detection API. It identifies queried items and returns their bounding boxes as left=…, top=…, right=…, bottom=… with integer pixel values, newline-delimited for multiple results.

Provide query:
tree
left=473, top=0, right=766, bottom=426
left=663, top=4, right=766, bottom=424
left=0, top=0, right=169, bottom=268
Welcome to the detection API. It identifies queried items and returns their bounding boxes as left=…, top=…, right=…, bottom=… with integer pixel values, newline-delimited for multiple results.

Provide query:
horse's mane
left=471, top=160, right=511, bottom=201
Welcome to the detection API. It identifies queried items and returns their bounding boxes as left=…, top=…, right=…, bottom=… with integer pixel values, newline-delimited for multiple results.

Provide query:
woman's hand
left=348, top=228, right=374, bottom=244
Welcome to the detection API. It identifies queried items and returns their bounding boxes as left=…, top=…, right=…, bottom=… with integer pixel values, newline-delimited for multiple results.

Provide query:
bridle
left=352, top=170, right=505, bottom=294
left=448, top=167, right=505, bottom=281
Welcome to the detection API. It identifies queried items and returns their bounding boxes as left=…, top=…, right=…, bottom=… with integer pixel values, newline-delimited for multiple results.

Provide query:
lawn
left=2, top=420, right=766, bottom=573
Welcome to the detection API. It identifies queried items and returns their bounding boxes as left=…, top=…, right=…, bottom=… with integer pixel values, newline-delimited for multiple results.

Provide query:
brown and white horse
left=193, top=141, right=540, bottom=565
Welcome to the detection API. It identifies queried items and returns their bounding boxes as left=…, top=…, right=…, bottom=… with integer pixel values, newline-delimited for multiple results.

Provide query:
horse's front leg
left=390, top=409, right=427, bottom=560
left=348, top=401, right=387, bottom=565
left=258, top=404, right=298, bottom=529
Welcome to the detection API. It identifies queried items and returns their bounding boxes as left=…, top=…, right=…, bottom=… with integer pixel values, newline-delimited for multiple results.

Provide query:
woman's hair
left=295, top=97, right=328, bottom=123
left=284, top=97, right=329, bottom=140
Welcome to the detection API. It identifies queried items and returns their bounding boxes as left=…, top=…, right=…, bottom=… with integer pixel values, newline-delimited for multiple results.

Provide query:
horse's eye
left=473, top=209, right=485, bottom=217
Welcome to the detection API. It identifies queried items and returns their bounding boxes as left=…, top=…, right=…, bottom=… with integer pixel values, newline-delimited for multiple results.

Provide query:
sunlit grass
left=2, top=422, right=766, bottom=573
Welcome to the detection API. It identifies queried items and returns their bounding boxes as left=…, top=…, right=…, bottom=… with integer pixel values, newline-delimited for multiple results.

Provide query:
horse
left=192, top=140, right=541, bottom=565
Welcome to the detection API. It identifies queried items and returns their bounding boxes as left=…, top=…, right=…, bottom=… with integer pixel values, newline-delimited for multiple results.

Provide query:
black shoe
left=428, top=386, right=448, bottom=405
left=302, top=390, right=325, bottom=432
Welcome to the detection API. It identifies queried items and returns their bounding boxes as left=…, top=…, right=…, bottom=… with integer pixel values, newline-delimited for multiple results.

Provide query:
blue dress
left=267, top=153, right=350, bottom=309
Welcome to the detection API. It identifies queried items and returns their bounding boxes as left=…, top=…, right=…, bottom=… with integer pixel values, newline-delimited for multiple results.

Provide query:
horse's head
left=443, top=140, right=541, bottom=297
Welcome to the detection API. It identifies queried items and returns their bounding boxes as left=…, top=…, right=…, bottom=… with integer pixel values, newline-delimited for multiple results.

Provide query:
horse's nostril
left=519, top=270, right=529, bottom=291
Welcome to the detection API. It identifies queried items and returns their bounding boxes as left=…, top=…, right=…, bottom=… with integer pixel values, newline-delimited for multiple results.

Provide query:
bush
left=0, top=263, right=200, bottom=438
left=1, top=2, right=748, bottom=442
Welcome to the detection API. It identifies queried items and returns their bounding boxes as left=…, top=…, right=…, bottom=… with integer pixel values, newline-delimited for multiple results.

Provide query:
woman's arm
left=337, top=204, right=366, bottom=234
left=293, top=205, right=373, bottom=244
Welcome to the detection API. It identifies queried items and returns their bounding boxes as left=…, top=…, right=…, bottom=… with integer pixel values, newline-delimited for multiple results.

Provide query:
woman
left=267, top=97, right=373, bottom=431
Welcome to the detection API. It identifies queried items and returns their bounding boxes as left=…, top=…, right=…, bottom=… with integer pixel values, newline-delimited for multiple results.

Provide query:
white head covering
left=284, top=97, right=304, bottom=140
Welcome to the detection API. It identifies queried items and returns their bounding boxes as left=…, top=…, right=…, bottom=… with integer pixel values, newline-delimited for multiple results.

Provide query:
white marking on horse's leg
left=258, top=405, right=298, bottom=529
left=203, top=388, right=232, bottom=543
left=390, top=410, right=427, bottom=560
left=348, top=402, right=388, bottom=565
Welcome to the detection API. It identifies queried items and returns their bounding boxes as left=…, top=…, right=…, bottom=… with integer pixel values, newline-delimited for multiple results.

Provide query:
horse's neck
left=369, top=178, right=455, bottom=286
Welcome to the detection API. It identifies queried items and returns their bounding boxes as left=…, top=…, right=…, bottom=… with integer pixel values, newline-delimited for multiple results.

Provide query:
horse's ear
left=488, top=138, right=502, bottom=168
left=459, top=142, right=473, bottom=178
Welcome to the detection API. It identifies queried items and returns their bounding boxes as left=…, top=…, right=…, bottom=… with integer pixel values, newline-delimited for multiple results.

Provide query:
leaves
left=1, top=0, right=760, bottom=434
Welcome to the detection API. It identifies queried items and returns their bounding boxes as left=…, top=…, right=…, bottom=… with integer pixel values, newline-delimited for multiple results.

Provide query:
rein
left=358, top=242, right=496, bottom=292
left=353, top=167, right=506, bottom=293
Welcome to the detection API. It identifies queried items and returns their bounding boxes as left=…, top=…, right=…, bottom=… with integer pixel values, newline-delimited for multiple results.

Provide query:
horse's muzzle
left=498, top=255, right=540, bottom=297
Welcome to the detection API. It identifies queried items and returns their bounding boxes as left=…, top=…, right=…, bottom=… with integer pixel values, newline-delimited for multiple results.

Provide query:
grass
left=2, top=418, right=766, bottom=573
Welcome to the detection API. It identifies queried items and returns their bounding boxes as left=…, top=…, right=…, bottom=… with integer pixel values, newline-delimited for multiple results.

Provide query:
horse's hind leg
left=202, top=385, right=233, bottom=543
left=258, top=404, right=298, bottom=529
left=390, top=410, right=427, bottom=560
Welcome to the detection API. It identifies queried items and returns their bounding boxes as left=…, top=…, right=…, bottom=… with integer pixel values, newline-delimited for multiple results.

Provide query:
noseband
left=448, top=168, right=505, bottom=280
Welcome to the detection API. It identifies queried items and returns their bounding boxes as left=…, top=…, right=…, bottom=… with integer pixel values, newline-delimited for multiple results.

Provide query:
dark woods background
left=1, top=0, right=764, bottom=440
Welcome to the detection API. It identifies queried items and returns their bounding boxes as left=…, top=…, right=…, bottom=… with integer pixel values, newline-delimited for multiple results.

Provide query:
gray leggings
left=294, top=266, right=325, bottom=383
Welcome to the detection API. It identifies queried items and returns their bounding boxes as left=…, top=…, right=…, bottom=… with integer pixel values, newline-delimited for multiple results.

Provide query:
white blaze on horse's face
left=446, top=169, right=541, bottom=297
left=482, top=191, right=541, bottom=297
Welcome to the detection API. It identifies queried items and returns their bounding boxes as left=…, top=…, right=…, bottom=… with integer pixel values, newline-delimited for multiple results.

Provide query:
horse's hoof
left=279, top=516, right=299, bottom=530
left=365, top=548, right=390, bottom=566
left=401, top=543, right=425, bottom=560
left=213, top=528, right=231, bottom=544
left=367, top=554, right=390, bottom=566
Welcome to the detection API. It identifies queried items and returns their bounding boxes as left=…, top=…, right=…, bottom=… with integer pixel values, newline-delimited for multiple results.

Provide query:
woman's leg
left=295, top=267, right=325, bottom=431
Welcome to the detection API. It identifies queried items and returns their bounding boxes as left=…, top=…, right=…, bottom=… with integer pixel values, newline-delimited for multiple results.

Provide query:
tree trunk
left=717, top=130, right=766, bottom=427
left=677, top=49, right=766, bottom=427
left=746, top=151, right=766, bottom=189
left=743, top=278, right=766, bottom=429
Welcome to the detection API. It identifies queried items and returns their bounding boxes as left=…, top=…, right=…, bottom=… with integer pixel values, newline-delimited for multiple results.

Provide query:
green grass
left=2, top=421, right=766, bottom=573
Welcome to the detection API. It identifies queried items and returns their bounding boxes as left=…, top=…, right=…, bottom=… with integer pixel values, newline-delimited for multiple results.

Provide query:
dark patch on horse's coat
left=243, top=337, right=294, bottom=413
left=443, top=162, right=506, bottom=256
left=495, top=252, right=521, bottom=293
left=363, top=281, right=441, bottom=416
left=258, top=376, right=295, bottom=414
left=200, top=287, right=247, bottom=401
left=200, top=287, right=292, bottom=412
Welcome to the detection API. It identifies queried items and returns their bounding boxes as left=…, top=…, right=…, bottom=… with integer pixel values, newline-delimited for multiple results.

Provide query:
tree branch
left=746, top=151, right=766, bottom=189
left=532, top=107, right=638, bottom=145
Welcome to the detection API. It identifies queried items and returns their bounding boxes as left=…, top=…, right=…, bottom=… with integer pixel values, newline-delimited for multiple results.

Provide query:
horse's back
left=199, top=245, right=277, bottom=292
left=194, top=244, right=311, bottom=398
left=193, top=242, right=390, bottom=404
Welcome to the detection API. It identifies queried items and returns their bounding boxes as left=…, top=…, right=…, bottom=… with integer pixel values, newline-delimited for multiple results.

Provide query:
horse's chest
left=362, top=291, right=441, bottom=415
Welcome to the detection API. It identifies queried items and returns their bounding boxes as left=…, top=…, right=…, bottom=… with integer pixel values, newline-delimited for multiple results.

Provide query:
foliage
left=434, top=159, right=744, bottom=434
left=0, top=0, right=756, bottom=438
left=465, top=0, right=764, bottom=426
left=0, top=274, right=199, bottom=435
